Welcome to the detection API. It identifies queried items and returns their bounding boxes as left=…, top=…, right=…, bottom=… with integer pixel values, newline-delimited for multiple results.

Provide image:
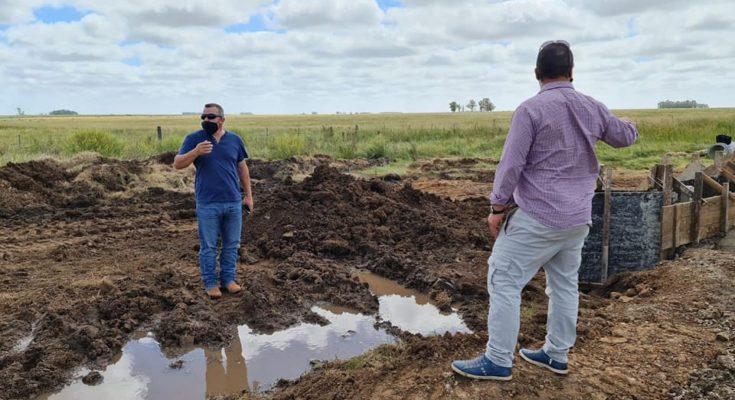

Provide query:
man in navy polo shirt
left=174, top=103, right=254, bottom=299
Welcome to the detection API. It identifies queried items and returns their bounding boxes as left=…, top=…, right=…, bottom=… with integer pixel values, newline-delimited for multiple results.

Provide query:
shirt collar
left=539, top=80, right=574, bottom=93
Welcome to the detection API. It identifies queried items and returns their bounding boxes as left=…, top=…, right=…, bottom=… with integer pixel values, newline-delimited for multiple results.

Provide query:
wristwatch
left=489, top=205, right=506, bottom=215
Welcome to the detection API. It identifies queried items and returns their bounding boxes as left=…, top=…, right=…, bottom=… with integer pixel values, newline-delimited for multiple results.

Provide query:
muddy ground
left=0, top=154, right=732, bottom=400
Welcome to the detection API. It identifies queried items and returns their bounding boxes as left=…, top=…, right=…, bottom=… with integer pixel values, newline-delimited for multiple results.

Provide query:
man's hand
left=487, top=213, right=504, bottom=239
left=242, top=197, right=254, bottom=214
left=195, top=140, right=213, bottom=155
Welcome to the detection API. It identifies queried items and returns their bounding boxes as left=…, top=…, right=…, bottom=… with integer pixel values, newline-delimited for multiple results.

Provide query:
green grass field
left=1, top=108, right=734, bottom=170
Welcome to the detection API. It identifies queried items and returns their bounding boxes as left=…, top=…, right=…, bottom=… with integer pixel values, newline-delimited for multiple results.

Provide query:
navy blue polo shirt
left=178, top=130, right=249, bottom=204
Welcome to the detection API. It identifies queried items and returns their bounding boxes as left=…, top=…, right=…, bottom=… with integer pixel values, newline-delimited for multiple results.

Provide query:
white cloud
left=269, top=0, right=383, bottom=29
left=0, top=0, right=733, bottom=115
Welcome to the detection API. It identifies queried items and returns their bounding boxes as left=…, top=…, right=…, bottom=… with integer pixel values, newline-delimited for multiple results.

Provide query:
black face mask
left=201, top=121, right=218, bottom=136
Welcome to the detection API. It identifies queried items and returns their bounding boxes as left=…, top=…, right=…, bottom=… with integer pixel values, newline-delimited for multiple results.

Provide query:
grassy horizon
left=1, top=108, right=734, bottom=170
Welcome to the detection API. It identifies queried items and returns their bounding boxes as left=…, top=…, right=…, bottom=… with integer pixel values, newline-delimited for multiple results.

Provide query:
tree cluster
left=50, top=109, right=79, bottom=115
left=449, top=98, right=495, bottom=112
left=657, top=100, right=708, bottom=109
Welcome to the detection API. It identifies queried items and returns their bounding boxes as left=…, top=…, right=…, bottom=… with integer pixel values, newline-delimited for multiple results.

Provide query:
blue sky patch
left=225, top=14, right=283, bottom=33
left=118, top=40, right=143, bottom=47
left=34, top=6, right=90, bottom=23
left=633, top=56, right=655, bottom=64
left=627, top=17, right=638, bottom=38
left=377, top=0, right=402, bottom=11
left=123, top=57, right=142, bottom=67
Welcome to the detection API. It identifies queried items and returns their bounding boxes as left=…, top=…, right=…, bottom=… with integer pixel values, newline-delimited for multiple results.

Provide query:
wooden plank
left=702, top=174, right=735, bottom=202
left=673, top=205, right=679, bottom=250
left=673, top=177, right=694, bottom=202
left=675, top=203, right=693, bottom=247
left=601, top=167, right=611, bottom=283
left=661, top=205, right=675, bottom=250
left=691, top=172, right=703, bottom=245
left=722, top=179, right=729, bottom=233
left=700, top=197, right=722, bottom=240
left=662, top=202, right=696, bottom=250
left=722, top=168, right=735, bottom=183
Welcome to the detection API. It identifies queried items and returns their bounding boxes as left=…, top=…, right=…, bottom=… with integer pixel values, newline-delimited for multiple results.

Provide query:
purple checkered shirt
left=490, top=81, right=638, bottom=229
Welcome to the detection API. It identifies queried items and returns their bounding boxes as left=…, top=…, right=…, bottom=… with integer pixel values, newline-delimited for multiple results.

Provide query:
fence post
left=659, top=164, right=674, bottom=260
left=692, top=172, right=703, bottom=245
left=157, top=126, right=162, bottom=142
left=722, top=178, right=730, bottom=233
left=601, top=166, right=612, bottom=283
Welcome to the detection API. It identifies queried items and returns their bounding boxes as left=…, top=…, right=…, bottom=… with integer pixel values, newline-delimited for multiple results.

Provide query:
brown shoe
left=224, top=282, right=242, bottom=294
left=207, top=287, right=222, bottom=299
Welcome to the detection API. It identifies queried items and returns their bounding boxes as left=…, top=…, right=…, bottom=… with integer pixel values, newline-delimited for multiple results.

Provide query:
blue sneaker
left=519, top=348, right=568, bottom=375
left=451, top=355, right=512, bottom=381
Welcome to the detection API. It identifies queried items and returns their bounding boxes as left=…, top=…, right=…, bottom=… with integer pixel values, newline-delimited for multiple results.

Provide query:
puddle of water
left=353, top=271, right=471, bottom=336
left=43, top=272, right=471, bottom=399
left=43, top=307, right=395, bottom=399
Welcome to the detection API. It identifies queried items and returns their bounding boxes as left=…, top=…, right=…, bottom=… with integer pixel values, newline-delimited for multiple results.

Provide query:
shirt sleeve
left=178, top=134, right=196, bottom=155
left=236, top=134, right=249, bottom=161
left=490, top=105, right=535, bottom=206
left=600, top=105, right=638, bottom=148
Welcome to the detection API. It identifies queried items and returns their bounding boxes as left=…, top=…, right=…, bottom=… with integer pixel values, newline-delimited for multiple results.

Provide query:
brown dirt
left=0, top=155, right=732, bottom=400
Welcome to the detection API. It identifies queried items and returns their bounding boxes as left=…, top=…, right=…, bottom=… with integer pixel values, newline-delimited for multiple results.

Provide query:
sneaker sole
left=451, top=364, right=512, bottom=381
left=519, top=352, right=569, bottom=375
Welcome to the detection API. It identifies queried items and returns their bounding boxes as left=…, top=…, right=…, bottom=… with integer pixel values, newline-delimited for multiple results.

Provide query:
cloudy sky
left=1, top=0, right=733, bottom=115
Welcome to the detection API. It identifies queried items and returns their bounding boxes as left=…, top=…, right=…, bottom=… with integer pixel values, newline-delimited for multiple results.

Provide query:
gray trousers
left=485, top=209, right=589, bottom=367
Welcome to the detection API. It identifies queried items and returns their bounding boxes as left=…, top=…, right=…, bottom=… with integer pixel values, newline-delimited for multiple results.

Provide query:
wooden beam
left=692, top=172, right=703, bottom=245
left=702, top=174, right=735, bottom=202
left=721, top=168, right=735, bottom=184
left=673, top=177, right=694, bottom=201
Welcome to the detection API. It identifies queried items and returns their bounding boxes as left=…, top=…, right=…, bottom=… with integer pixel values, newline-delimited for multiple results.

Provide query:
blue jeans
left=196, top=202, right=243, bottom=290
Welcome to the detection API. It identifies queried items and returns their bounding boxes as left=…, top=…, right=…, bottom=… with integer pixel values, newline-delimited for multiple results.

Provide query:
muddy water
left=43, top=275, right=471, bottom=399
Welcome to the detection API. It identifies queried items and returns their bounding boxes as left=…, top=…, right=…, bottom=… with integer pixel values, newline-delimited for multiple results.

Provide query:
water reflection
left=205, top=334, right=249, bottom=396
left=43, top=307, right=394, bottom=399
left=44, top=273, right=471, bottom=399
left=354, top=271, right=471, bottom=336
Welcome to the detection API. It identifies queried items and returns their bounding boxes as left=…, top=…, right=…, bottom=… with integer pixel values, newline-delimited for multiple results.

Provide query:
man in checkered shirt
left=452, top=40, right=638, bottom=381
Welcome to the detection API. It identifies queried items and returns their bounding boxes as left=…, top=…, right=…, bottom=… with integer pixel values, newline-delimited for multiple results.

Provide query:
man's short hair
left=536, top=42, right=574, bottom=81
left=204, top=103, right=224, bottom=116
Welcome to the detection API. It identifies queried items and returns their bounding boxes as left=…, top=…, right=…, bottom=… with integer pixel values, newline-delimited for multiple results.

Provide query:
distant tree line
left=449, top=98, right=495, bottom=112
left=50, top=109, right=79, bottom=115
left=657, top=100, right=708, bottom=109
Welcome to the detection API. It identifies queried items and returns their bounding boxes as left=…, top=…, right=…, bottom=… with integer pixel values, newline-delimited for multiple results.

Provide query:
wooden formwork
left=582, top=155, right=733, bottom=285
left=657, top=158, right=735, bottom=254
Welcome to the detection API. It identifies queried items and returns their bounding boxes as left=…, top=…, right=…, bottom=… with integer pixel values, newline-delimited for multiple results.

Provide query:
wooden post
left=692, top=172, right=703, bottom=245
left=156, top=126, right=162, bottom=141
left=659, top=164, right=674, bottom=259
left=722, top=178, right=730, bottom=233
left=715, top=150, right=725, bottom=173
left=601, top=167, right=612, bottom=283
left=673, top=204, right=679, bottom=251
left=649, top=165, right=659, bottom=190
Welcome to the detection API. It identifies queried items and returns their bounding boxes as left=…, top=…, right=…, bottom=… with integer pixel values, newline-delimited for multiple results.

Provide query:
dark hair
left=204, top=103, right=224, bottom=116
left=536, top=43, right=574, bottom=81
